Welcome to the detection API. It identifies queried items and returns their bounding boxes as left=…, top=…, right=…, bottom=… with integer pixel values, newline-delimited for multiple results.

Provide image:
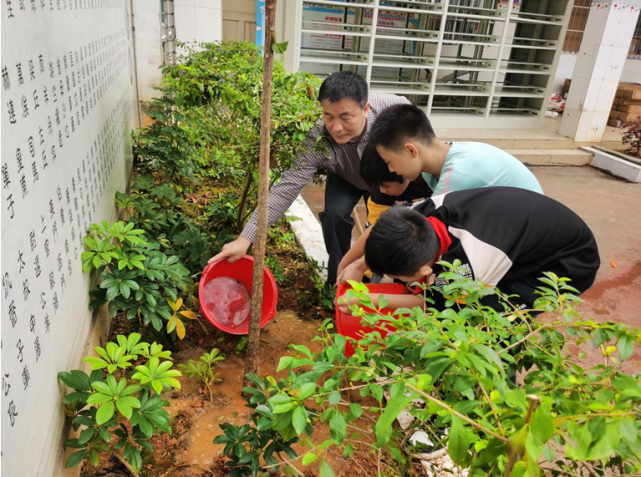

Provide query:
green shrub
left=217, top=268, right=641, bottom=477
left=82, top=221, right=192, bottom=335
left=178, top=348, right=225, bottom=401
left=132, top=41, right=322, bottom=233
left=58, top=333, right=181, bottom=472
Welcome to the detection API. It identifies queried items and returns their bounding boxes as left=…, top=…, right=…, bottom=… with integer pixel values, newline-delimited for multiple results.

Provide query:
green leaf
left=586, top=420, right=621, bottom=461
left=329, top=410, right=346, bottom=444
left=423, top=356, right=454, bottom=382
left=525, top=431, right=543, bottom=462
left=98, top=426, right=112, bottom=443
left=58, top=370, right=92, bottom=391
left=63, top=392, right=89, bottom=404
left=472, top=344, right=504, bottom=370
left=298, top=382, right=316, bottom=400
left=375, top=395, right=412, bottom=446
left=621, top=419, right=638, bottom=443
left=273, top=41, right=289, bottom=54
left=292, top=405, right=308, bottom=435
left=343, top=443, right=354, bottom=459
left=319, top=459, right=335, bottom=477
left=78, top=427, right=96, bottom=445
left=276, top=356, right=294, bottom=372
left=137, top=439, right=154, bottom=453
left=89, top=448, right=100, bottom=466
left=612, top=373, right=637, bottom=391
left=116, top=399, right=133, bottom=419
left=448, top=416, right=472, bottom=465
left=328, top=391, right=340, bottom=406
left=618, top=334, right=633, bottom=360
left=87, top=393, right=112, bottom=405
left=302, top=453, right=318, bottom=465
left=272, top=401, right=296, bottom=414
left=346, top=403, right=362, bottom=421
left=370, top=384, right=383, bottom=402
left=91, top=380, right=112, bottom=395
left=65, top=450, right=87, bottom=468
left=530, top=406, right=554, bottom=445
left=257, top=417, right=273, bottom=431
left=96, top=402, right=115, bottom=425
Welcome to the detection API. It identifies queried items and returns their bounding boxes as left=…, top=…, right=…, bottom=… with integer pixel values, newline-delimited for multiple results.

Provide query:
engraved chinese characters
left=1, top=0, right=138, bottom=474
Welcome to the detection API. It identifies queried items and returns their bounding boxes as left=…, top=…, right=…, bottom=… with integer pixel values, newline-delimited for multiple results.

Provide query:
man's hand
left=337, top=296, right=358, bottom=314
left=337, top=257, right=368, bottom=284
left=208, top=237, right=252, bottom=264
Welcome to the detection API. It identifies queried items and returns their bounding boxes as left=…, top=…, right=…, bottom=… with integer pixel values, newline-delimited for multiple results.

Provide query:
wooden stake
left=244, top=0, right=276, bottom=388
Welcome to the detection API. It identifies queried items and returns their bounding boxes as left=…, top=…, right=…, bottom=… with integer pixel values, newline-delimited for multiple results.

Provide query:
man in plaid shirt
left=209, top=71, right=410, bottom=284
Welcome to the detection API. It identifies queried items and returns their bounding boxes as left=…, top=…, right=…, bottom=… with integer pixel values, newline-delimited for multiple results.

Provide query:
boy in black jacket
left=340, top=187, right=600, bottom=311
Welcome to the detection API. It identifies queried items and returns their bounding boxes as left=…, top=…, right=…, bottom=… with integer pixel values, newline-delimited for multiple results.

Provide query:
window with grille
left=562, top=0, right=590, bottom=54
left=629, top=14, right=641, bottom=59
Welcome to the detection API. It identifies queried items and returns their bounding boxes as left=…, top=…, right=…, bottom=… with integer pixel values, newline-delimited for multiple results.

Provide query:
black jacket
left=414, top=187, right=600, bottom=293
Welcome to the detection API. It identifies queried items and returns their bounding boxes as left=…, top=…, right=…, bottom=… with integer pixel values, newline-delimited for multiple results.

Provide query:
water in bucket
left=203, top=277, right=251, bottom=327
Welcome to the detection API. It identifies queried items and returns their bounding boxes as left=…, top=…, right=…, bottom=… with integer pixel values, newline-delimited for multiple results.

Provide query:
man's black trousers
left=319, top=175, right=369, bottom=285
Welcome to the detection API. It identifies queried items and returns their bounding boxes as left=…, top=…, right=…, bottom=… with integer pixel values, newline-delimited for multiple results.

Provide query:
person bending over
left=337, top=104, right=544, bottom=282
left=341, top=187, right=600, bottom=312
left=370, top=104, right=543, bottom=196
left=208, top=71, right=411, bottom=285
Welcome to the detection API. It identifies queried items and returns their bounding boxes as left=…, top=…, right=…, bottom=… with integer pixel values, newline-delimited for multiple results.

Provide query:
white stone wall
left=133, top=0, right=163, bottom=102
left=620, top=57, right=641, bottom=82
left=553, top=53, right=641, bottom=93
left=174, top=0, right=222, bottom=44
left=0, top=0, right=139, bottom=475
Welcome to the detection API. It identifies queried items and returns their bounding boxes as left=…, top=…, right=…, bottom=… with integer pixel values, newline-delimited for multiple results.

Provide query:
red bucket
left=335, top=282, right=407, bottom=357
left=199, top=255, right=278, bottom=335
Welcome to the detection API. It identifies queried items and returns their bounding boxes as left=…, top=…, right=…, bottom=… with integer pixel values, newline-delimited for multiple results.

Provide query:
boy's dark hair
left=370, top=104, right=436, bottom=151
left=365, top=207, right=439, bottom=277
left=360, top=142, right=404, bottom=186
left=318, top=71, right=368, bottom=109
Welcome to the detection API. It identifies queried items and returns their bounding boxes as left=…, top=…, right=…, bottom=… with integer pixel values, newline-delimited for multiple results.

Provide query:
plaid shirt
left=241, top=93, right=411, bottom=242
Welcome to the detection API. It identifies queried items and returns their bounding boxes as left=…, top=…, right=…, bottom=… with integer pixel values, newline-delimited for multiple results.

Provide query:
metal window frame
left=561, top=0, right=589, bottom=54
left=629, top=14, right=641, bottom=59
left=289, top=0, right=573, bottom=129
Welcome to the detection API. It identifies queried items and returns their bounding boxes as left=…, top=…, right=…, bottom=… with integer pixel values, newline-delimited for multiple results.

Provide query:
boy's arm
left=337, top=256, right=368, bottom=283
left=336, top=226, right=373, bottom=279
left=338, top=194, right=391, bottom=273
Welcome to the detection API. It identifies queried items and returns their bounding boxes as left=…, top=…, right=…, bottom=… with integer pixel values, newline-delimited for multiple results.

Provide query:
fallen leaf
left=611, top=260, right=617, bottom=268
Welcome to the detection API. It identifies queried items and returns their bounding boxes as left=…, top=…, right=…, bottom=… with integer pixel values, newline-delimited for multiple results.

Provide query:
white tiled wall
left=620, top=57, right=641, bottom=82
left=133, top=0, right=164, bottom=102
left=175, top=0, right=222, bottom=43
left=559, top=3, right=641, bottom=142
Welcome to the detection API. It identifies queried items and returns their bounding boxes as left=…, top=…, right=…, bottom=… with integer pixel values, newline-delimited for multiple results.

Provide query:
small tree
left=245, top=0, right=278, bottom=386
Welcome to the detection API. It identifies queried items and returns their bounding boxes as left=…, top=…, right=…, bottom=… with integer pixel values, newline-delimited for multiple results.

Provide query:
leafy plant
left=213, top=374, right=309, bottom=477
left=83, top=221, right=193, bottom=337
left=217, top=268, right=641, bottom=477
left=58, top=333, right=181, bottom=473
left=167, top=297, right=199, bottom=339
left=132, top=41, right=321, bottom=233
left=115, top=178, right=213, bottom=274
left=178, top=348, right=225, bottom=401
